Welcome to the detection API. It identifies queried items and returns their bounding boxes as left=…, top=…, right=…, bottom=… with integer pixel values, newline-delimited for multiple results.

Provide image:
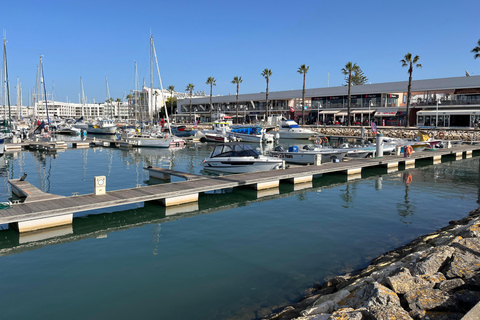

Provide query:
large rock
left=410, top=246, right=455, bottom=276
left=386, top=268, right=445, bottom=294
left=436, top=278, right=465, bottom=292
left=403, top=287, right=455, bottom=312
left=336, top=282, right=412, bottom=319
left=444, top=238, right=480, bottom=279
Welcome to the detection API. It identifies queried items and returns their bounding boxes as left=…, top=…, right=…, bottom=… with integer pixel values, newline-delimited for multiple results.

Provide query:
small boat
left=86, top=119, right=117, bottom=135
left=269, top=145, right=347, bottom=165
left=120, top=131, right=185, bottom=148
left=274, top=120, right=316, bottom=139
left=228, top=125, right=276, bottom=143
left=202, top=142, right=284, bottom=174
left=171, top=125, right=198, bottom=137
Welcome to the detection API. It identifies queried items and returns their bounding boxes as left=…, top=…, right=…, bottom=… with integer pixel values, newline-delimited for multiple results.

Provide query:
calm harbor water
left=0, top=138, right=479, bottom=319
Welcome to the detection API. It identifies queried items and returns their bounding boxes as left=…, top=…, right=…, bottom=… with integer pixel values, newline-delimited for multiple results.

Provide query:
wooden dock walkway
left=1, top=144, right=479, bottom=232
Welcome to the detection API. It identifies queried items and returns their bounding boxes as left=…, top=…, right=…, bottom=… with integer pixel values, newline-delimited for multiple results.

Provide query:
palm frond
left=416, top=63, right=422, bottom=68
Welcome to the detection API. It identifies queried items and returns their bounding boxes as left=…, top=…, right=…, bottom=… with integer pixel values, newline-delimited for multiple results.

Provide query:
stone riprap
left=263, top=207, right=480, bottom=320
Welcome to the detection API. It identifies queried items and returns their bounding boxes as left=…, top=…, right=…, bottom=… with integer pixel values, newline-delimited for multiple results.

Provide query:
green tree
left=231, top=76, right=243, bottom=124
left=401, top=53, right=422, bottom=128
left=297, top=64, right=309, bottom=124
left=185, top=83, right=195, bottom=123
left=206, top=77, right=216, bottom=113
left=167, top=85, right=175, bottom=118
left=115, top=98, right=121, bottom=120
left=261, top=69, right=272, bottom=119
left=472, top=39, right=480, bottom=60
left=344, top=67, right=368, bottom=86
left=341, top=62, right=360, bottom=126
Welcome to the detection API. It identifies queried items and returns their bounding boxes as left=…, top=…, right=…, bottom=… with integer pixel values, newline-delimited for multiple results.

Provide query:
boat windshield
left=211, top=144, right=260, bottom=158
left=281, top=121, right=300, bottom=129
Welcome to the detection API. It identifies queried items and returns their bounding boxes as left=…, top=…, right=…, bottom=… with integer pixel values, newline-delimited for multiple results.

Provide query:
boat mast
left=4, top=34, right=11, bottom=129
left=80, top=77, right=85, bottom=119
left=105, top=75, right=111, bottom=119
left=134, top=61, right=137, bottom=125
left=152, top=36, right=172, bottom=136
left=40, top=56, right=50, bottom=125
left=150, top=35, right=154, bottom=124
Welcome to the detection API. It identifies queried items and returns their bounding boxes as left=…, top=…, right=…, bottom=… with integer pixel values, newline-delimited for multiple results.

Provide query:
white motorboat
left=268, top=145, right=347, bottom=165
left=202, top=142, right=284, bottom=174
left=274, top=120, right=316, bottom=139
left=228, top=125, right=276, bottom=143
left=121, top=131, right=185, bottom=148
left=86, top=119, right=117, bottom=135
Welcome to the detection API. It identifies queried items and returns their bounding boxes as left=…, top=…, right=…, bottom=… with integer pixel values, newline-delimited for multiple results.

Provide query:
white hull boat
left=202, top=142, right=284, bottom=174
left=269, top=146, right=347, bottom=165
left=275, top=120, right=315, bottom=139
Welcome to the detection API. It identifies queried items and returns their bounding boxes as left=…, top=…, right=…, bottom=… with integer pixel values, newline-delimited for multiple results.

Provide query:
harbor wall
left=262, top=207, right=480, bottom=320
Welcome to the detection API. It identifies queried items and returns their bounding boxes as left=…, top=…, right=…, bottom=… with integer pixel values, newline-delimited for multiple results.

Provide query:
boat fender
left=438, top=132, right=445, bottom=139
left=406, top=175, right=412, bottom=184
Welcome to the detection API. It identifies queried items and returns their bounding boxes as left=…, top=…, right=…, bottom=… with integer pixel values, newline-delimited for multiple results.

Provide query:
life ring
left=406, top=145, right=413, bottom=155
left=438, top=132, right=445, bottom=139
left=405, top=174, right=412, bottom=184
left=315, top=137, right=321, bottom=145
left=322, top=137, right=329, bottom=144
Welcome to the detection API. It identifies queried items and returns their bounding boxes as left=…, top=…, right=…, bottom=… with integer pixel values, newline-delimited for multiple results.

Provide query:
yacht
left=275, top=120, right=315, bottom=139
left=202, top=142, right=284, bottom=173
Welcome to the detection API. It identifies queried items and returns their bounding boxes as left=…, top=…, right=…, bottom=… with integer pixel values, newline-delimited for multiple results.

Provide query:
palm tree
left=341, top=62, right=360, bottom=126
left=401, top=53, right=422, bottom=128
left=167, top=85, right=175, bottom=118
left=126, top=94, right=133, bottom=119
left=185, top=83, right=195, bottom=123
left=472, top=39, right=480, bottom=60
left=206, top=77, right=216, bottom=113
left=231, top=76, right=243, bottom=124
left=297, top=64, right=309, bottom=125
left=115, top=98, right=121, bottom=120
left=261, top=69, right=272, bottom=119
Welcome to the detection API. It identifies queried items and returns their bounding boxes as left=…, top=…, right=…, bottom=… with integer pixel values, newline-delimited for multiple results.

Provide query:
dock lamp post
left=317, top=104, right=322, bottom=129
left=369, top=100, right=373, bottom=125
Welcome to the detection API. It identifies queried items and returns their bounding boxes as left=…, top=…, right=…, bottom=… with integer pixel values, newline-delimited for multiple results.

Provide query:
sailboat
left=121, top=35, right=184, bottom=148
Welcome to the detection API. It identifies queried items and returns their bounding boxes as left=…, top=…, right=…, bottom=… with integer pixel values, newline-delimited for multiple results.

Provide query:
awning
left=319, top=110, right=340, bottom=114
left=417, top=109, right=480, bottom=115
left=352, top=109, right=376, bottom=114
left=336, top=112, right=348, bottom=116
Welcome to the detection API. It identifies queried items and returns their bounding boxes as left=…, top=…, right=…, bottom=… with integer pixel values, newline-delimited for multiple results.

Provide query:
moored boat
left=274, top=120, right=315, bottom=139
left=202, top=142, right=284, bottom=173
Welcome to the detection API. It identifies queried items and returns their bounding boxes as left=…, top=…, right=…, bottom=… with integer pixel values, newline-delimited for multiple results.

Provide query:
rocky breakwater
left=264, top=207, right=480, bottom=320
left=314, top=127, right=479, bottom=142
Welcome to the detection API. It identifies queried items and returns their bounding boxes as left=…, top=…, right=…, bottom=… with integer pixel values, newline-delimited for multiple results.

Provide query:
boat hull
left=269, top=150, right=347, bottom=164
left=202, top=158, right=283, bottom=173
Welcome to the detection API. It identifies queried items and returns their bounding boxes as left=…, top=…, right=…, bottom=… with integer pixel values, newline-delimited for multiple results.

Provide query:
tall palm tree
left=471, top=39, right=480, bottom=60
left=341, top=62, right=359, bottom=126
left=401, top=53, right=422, bottom=128
left=185, top=83, right=195, bottom=123
left=167, top=85, right=175, bottom=118
left=297, top=64, right=309, bottom=125
left=261, top=69, right=272, bottom=119
left=231, top=76, right=243, bottom=124
left=115, top=98, right=121, bottom=120
left=206, top=77, right=216, bottom=113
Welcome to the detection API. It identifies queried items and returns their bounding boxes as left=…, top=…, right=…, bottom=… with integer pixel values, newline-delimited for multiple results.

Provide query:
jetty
left=1, top=144, right=479, bottom=233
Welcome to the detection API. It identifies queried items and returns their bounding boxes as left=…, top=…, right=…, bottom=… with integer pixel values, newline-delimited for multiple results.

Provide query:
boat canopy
left=211, top=143, right=260, bottom=158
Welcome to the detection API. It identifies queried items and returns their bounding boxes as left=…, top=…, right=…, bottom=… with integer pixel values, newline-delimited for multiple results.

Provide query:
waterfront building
left=176, top=75, right=480, bottom=127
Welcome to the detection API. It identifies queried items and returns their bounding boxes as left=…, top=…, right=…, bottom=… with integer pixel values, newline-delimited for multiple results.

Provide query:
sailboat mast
left=80, top=77, right=85, bottom=119
left=134, top=61, right=137, bottom=124
left=150, top=35, right=154, bottom=123
left=105, top=75, right=111, bottom=119
left=4, top=36, right=11, bottom=128
left=152, top=36, right=172, bottom=136
left=40, top=56, right=50, bottom=124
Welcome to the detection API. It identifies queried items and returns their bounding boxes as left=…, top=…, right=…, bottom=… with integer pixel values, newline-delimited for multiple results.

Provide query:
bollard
left=376, top=133, right=384, bottom=157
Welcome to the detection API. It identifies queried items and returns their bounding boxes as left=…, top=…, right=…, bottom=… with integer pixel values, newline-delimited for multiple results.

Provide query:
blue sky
left=1, top=0, right=479, bottom=105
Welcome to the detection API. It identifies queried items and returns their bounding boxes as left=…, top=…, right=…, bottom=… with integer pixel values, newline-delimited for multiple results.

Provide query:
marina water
left=0, top=138, right=479, bottom=319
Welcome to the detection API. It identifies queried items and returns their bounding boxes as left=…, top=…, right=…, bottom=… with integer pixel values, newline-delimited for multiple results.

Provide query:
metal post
left=376, top=133, right=384, bottom=157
